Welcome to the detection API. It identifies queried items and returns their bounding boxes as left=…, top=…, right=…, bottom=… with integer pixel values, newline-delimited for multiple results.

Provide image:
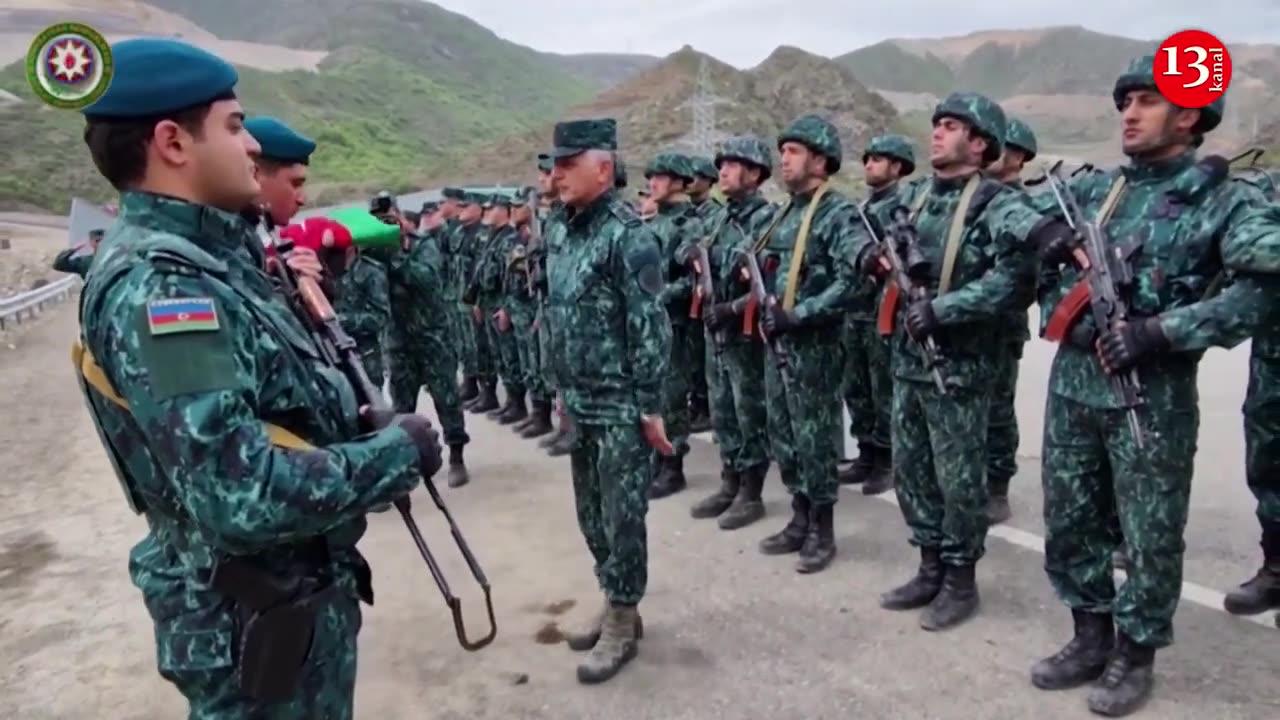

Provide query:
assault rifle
left=875, top=206, right=951, bottom=395
left=736, top=249, right=790, bottom=383
left=261, top=217, right=497, bottom=651
left=1039, top=168, right=1147, bottom=449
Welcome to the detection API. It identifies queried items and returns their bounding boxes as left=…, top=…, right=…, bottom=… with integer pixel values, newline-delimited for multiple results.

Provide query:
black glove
left=905, top=299, right=940, bottom=339
left=762, top=303, right=799, bottom=336
left=1098, top=317, right=1169, bottom=373
left=1067, top=319, right=1098, bottom=351
left=1031, top=218, right=1079, bottom=266
left=704, top=302, right=737, bottom=332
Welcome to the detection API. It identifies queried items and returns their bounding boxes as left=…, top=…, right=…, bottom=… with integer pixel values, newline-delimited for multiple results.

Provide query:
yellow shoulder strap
left=781, top=182, right=831, bottom=311
left=937, top=175, right=982, bottom=295
left=751, top=199, right=791, bottom=254
left=72, top=340, right=315, bottom=451
left=910, top=185, right=930, bottom=219
left=1096, top=175, right=1128, bottom=226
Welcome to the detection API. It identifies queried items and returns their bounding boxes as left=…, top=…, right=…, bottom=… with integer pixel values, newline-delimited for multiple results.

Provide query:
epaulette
left=142, top=233, right=228, bottom=277
left=608, top=198, right=643, bottom=227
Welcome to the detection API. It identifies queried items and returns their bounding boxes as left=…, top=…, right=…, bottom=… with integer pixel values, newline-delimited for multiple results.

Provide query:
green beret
left=692, top=156, right=719, bottom=181
left=537, top=153, right=554, bottom=173
left=442, top=187, right=465, bottom=200
left=551, top=118, right=617, bottom=158
left=244, top=117, right=316, bottom=165
left=83, top=38, right=237, bottom=119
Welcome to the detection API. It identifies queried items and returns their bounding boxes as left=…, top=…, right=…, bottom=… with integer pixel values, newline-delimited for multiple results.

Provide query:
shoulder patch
left=609, top=200, right=642, bottom=228
left=147, top=297, right=220, bottom=335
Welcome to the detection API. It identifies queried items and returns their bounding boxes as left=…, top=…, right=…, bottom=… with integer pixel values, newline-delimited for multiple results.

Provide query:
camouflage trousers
left=663, top=321, right=693, bottom=456
left=512, top=303, right=548, bottom=400
left=388, top=329, right=470, bottom=446
left=1042, top=393, right=1197, bottom=648
left=689, top=326, right=708, bottom=404
left=485, top=308, right=523, bottom=394
left=353, top=333, right=385, bottom=389
left=536, top=305, right=558, bottom=394
left=470, top=307, right=497, bottom=380
left=841, top=318, right=892, bottom=450
left=765, top=330, right=844, bottom=505
left=453, top=303, right=482, bottom=379
left=1245, top=348, right=1280, bottom=530
left=161, top=596, right=362, bottom=719
left=571, top=422, right=652, bottom=605
left=986, top=337, right=1025, bottom=496
left=707, top=333, right=770, bottom=471
left=894, top=379, right=991, bottom=565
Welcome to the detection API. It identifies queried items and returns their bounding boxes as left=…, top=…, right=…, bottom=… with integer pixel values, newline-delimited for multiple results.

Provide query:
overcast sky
left=427, top=0, right=1280, bottom=67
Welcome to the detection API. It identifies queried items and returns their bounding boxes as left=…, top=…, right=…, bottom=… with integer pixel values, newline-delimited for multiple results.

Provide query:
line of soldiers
left=532, top=55, right=1280, bottom=716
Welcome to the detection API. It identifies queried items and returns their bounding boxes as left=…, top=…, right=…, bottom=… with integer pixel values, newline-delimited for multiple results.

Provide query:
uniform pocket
left=155, top=604, right=237, bottom=675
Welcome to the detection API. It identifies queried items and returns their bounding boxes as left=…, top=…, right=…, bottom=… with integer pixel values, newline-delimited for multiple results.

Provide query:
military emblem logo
left=25, top=23, right=113, bottom=110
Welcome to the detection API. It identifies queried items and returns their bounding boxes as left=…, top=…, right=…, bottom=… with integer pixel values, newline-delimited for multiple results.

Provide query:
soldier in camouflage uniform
left=1030, top=56, right=1280, bottom=716
left=1224, top=170, right=1280, bottom=620
left=72, top=38, right=442, bottom=717
left=460, top=192, right=502, bottom=413
left=531, top=154, right=576, bottom=456
left=686, top=135, right=776, bottom=530
left=645, top=152, right=706, bottom=499
left=686, top=155, right=723, bottom=432
left=545, top=119, right=672, bottom=684
left=874, top=93, right=1042, bottom=631
left=470, top=194, right=527, bottom=424
left=841, top=134, right=914, bottom=494
left=387, top=204, right=472, bottom=487
left=52, top=228, right=102, bottom=277
left=332, top=232, right=391, bottom=387
left=452, top=193, right=494, bottom=409
left=981, top=115, right=1039, bottom=525
left=435, top=187, right=470, bottom=395
left=755, top=115, right=869, bottom=574
left=507, top=187, right=555, bottom=437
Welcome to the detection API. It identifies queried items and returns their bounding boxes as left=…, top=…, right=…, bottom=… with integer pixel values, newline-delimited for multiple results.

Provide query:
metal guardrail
left=0, top=275, right=79, bottom=330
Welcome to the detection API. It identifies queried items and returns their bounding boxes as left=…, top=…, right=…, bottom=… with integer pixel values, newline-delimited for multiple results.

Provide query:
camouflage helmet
left=715, top=134, right=774, bottom=181
left=1113, top=54, right=1223, bottom=134
left=691, top=156, right=719, bottom=182
left=614, top=157, right=628, bottom=189
left=778, top=114, right=843, bottom=174
left=645, top=152, right=696, bottom=182
left=1003, top=117, right=1038, bottom=160
left=932, top=92, right=1007, bottom=165
left=861, top=134, right=916, bottom=175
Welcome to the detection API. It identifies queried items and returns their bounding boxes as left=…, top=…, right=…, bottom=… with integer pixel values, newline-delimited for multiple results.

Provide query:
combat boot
left=796, top=502, right=836, bottom=574
left=564, top=597, right=644, bottom=652
left=861, top=446, right=894, bottom=496
left=498, top=389, right=527, bottom=425
left=759, top=493, right=810, bottom=555
left=986, top=480, right=1013, bottom=525
left=576, top=604, right=641, bottom=684
left=838, top=442, right=873, bottom=485
left=719, top=462, right=767, bottom=530
left=485, top=387, right=512, bottom=419
left=690, top=467, right=739, bottom=519
left=512, top=400, right=539, bottom=433
left=689, top=402, right=712, bottom=433
left=1086, top=633, right=1155, bottom=717
left=520, top=400, right=554, bottom=439
left=1223, top=528, right=1280, bottom=615
left=920, top=562, right=980, bottom=631
left=647, top=455, right=687, bottom=499
left=880, top=547, right=944, bottom=610
left=538, top=426, right=562, bottom=449
left=458, top=375, right=479, bottom=404
left=548, top=425, right=577, bottom=457
left=1030, top=609, right=1115, bottom=690
left=446, top=444, right=469, bottom=488
left=469, top=381, right=499, bottom=413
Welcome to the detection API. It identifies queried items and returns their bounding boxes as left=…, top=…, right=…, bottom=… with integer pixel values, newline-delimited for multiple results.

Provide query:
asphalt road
left=0, top=302, right=1275, bottom=720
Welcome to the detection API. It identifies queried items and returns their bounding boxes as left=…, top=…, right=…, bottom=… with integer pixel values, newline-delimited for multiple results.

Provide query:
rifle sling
left=938, top=175, right=981, bottom=295
left=71, top=340, right=315, bottom=451
left=781, top=181, right=830, bottom=311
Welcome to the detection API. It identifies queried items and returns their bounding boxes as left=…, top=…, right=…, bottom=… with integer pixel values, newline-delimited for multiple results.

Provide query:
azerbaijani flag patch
left=147, top=297, right=220, bottom=335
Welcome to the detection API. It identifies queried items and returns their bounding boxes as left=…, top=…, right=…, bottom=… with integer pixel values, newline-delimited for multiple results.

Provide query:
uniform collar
left=728, top=192, right=767, bottom=215
left=119, top=191, right=249, bottom=261
left=566, top=189, right=616, bottom=228
left=929, top=171, right=981, bottom=194
left=869, top=182, right=899, bottom=203
left=1123, top=149, right=1195, bottom=182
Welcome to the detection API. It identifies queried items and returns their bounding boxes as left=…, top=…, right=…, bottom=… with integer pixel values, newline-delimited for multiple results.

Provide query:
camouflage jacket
left=78, top=192, right=421, bottom=639
left=546, top=190, right=672, bottom=424
left=469, top=224, right=515, bottom=309
left=388, top=230, right=451, bottom=336
left=650, top=199, right=705, bottom=324
left=435, top=219, right=462, bottom=303
left=502, top=223, right=536, bottom=312
left=1039, top=151, right=1279, bottom=409
left=334, top=252, right=389, bottom=344
left=450, top=221, right=482, bottom=301
left=690, top=191, right=774, bottom=345
left=756, top=184, right=867, bottom=334
left=852, top=183, right=902, bottom=322
left=53, top=247, right=94, bottom=278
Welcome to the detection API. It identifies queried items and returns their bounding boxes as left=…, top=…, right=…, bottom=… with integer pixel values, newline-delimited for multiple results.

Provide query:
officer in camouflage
left=387, top=200, right=472, bottom=487
left=472, top=193, right=527, bottom=424
left=982, top=114, right=1039, bottom=525
left=507, top=187, right=555, bottom=437
left=645, top=152, right=706, bottom=499
left=687, top=155, right=723, bottom=432
left=73, top=37, right=442, bottom=718
left=545, top=118, right=672, bottom=684
left=687, top=135, right=776, bottom=530
left=459, top=191, right=501, bottom=413
left=52, top=228, right=103, bottom=277
left=755, top=114, right=869, bottom=574
left=841, top=134, right=914, bottom=494
left=1031, top=55, right=1280, bottom=716
left=875, top=93, right=1042, bottom=631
